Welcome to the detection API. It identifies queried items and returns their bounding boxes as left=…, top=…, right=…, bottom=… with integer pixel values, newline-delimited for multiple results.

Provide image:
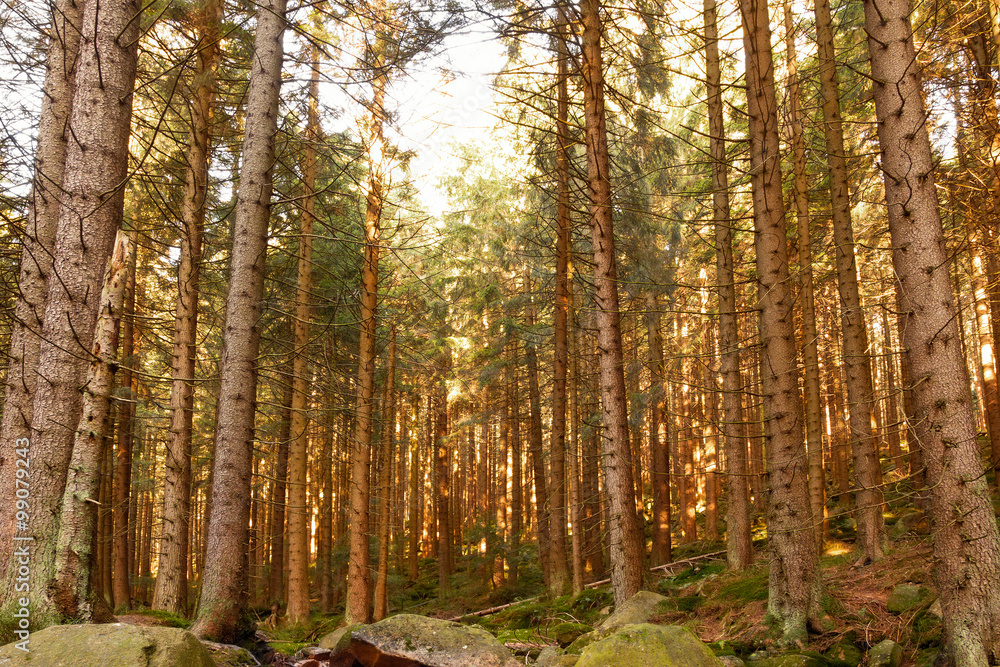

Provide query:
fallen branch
left=449, top=549, right=728, bottom=622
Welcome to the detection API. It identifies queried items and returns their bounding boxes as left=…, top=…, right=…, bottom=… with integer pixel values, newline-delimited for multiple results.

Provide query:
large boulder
left=346, top=614, right=518, bottom=667
left=0, top=623, right=216, bottom=666
left=575, top=623, right=722, bottom=667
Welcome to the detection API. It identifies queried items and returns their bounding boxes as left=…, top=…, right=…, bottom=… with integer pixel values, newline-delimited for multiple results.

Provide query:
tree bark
left=646, top=294, right=671, bottom=566
left=739, top=0, right=820, bottom=640
left=864, top=0, right=1000, bottom=659
left=814, top=0, right=885, bottom=564
left=374, top=329, right=397, bottom=619
left=269, top=373, right=292, bottom=606
left=782, top=0, right=825, bottom=552
left=706, top=0, right=750, bottom=569
left=0, top=0, right=82, bottom=583
left=51, top=232, right=133, bottom=622
left=112, top=253, right=136, bottom=610
left=285, top=37, right=320, bottom=627
left=191, top=0, right=287, bottom=641
left=580, top=0, right=644, bottom=605
left=154, top=0, right=221, bottom=615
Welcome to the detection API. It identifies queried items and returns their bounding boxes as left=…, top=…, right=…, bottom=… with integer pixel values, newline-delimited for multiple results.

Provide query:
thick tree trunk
left=814, top=0, right=885, bottom=564
left=864, top=0, right=1000, bottom=659
left=580, top=0, right=644, bottom=605
left=191, top=0, right=287, bottom=641
left=51, top=232, right=132, bottom=621
left=0, top=0, right=82, bottom=583
left=154, top=0, right=221, bottom=615
left=739, top=0, right=820, bottom=640
left=285, top=39, right=320, bottom=626
left=4, top=0, right=140, bottom=619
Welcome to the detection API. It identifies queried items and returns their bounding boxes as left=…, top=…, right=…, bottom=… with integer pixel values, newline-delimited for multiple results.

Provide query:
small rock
left=719, top=656, right=747, bottom=667
left=349, top=613, right=518, bottom=666
left=867, top=640, right=902, bottom=667
left=595, top=590, right=668, bottom=635
left=750, top=654, right=825, bottom=667
left=537, top=646, right=581, bottom=667
left=926, top=598, right=942, bottom=619
left=296, top=661, right=321, bottom=667
left=553, top=622, right=592, bottom=648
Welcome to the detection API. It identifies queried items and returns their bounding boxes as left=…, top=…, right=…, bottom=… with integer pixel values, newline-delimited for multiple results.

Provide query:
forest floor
left=245, top=497, right=943, bottom=665
left=123, top=495, right=948, bottom=666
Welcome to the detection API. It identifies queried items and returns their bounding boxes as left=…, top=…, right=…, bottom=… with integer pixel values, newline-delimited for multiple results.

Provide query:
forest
left=0, top=0, right=999, bottom=661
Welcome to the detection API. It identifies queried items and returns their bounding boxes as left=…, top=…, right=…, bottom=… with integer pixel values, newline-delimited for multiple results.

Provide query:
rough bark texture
left=112, top=255, right=137, bottom=609
left=548, top=2, right=573, bottom=595
left=0, top=0, right=81, bottom=581
left=268, top=375, right=292, bottom=605
left=646, top=294, right=671, bottom=566
left=782, top=0, right=825, bottom=551
left=285, top=38, right=320, bottom=626
left=191, top=0, right=286, bottom=641
left=707, top=0, right=751, bottom=571
left=864, top=0, right=1000, bottom=660
left=374, top=330, right=396, bottom=620
left=345, top=56, right=388, bottom=627
left=5, top=0, right=140, bottom=619
left=51, top=233, right=132, bottom=622
left=739, top=0, right=820, bottom=641
left=814, top=0, right=884, bottom=564
left=154, top=0, right=221, bottom=614
left=580, top=0, right=644, bottom=605
left=434, top=348, right=452, bottom=597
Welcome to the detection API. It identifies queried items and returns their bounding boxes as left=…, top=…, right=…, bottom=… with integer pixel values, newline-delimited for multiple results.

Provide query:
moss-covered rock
left=886, top=584, right=933, bottom=614
left=595, top=591, right=668, bottom=635
left=537, top=646, right=581, bottom=667
left=824, top=638, right=862, bottom=666
left=575, top=623, right=722, bottom=667
left=0, top=623, right=215, bottom=666
left=867, top=640, right=903, bottom=667
left=349, top=613, right=518, bottom=667
left=202, top=641, right=258, bottom=666
left=318, top=623, right=362, bottom=652
left=553, top=622, right=592, bottom=648
left=718, top=657, right=747, bottom=667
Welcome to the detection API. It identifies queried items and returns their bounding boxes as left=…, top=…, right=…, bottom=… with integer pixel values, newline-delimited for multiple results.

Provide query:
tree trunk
left=112, top=254, right=137, bottom=610
left=864, top=0, right=1000, bottom=659
left=814, top=0, right=885, bottom=564
left=0, top=0, right=82, bottom=586
left=739, top=0, right=820, bottom=640
left=286, top=37, right=320, bottom=626
left=191, top=0, right=287, bottom=641
left=646, top=293, right=671, bottom=566
left=269, top=375, right=292, bottom=607
left=5, top=0, right=140, bottom=619
left=154, top=0, right=221, bottom=615
left=526, top=313, right=553, bottom=586
left=374, top=330, right=397, bottom=619
left=782, top=0, right=825, bottom=552
left=51, top=232, right=133, bottom=622
left=580, top=0, right=644, bottom=605
left=435, top=347, right=452, bottom=597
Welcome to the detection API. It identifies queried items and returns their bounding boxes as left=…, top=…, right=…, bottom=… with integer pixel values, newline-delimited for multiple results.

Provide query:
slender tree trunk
left=435, top=347, right=452, bottom=597
left=51, top=233, right=133, bottom=621
left=286, top=38, right=320, bottom=626
left=154, top=0, right=221, bottom=615
left=191, top=0, right=287, bottom=641
left=525, top=326, right=553, bottom=586
left=113, top=255, right=137, bottom=610
left=508, top=353, right=522, bottom=582
left=739, top=0, right=820, bottom=639
left=269, top=375, right=292, bottom=606
left=548, top=4, right=573, bottom=596
left=864, top=0, right=1000, bottom=659
left=374, top=329, right=396, bottom=619
left=706, top=0, right=750, bottom=569
left=646, top=294, right=671, bottom=566
left=782, top=0, right=825, bottom=552
left=814, top=0, right=885, bottom=564
left=971, top=237, right=1000, bottom=472
left=408, top=395, right=421, bottom=581
left=580, top=0, right=643, bottom=605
